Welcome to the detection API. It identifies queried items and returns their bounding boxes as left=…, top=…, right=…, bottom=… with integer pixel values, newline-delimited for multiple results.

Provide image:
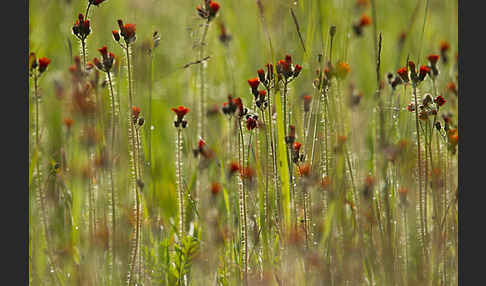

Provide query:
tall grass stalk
left=123, top=43, right=142, bottom=286
left=106, top=71, right=118, bottom=282
left=176, top=128, right=185, bottom=239
left=412, top=82, right=426, bottom=262
left=237, top=119, right=248, bottom=285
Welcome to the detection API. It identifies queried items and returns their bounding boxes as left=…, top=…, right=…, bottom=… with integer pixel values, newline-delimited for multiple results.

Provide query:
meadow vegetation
left=29, top=0, right=458, bottom=285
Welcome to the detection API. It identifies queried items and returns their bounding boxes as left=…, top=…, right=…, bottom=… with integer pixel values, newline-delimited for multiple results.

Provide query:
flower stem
left=176, top=128, right=184, bottom=239
left=412, top=82, right=426, bottom=260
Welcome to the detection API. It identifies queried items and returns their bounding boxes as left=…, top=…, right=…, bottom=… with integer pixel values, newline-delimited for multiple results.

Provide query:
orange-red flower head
left=293, top=142, right=302, bottom=153
left=257, top=69, right=265, bottom=82
left=447, top=82, right=457, bottom=94
left=359, top=14, right=371, bottom=27
left=298, top=163, right=311, bottom=177
left=38, top=57, right=51, bottom=73
left=209, top=1, right=220, bottom=16
left=73, top=13, right=91, bottom=40
left=98, top=46, right=108, bottom=56
left=117, top=20, right=136, bottom=44
left=64, top=118, right=74, bottom=129
left=397, top=67, right=409, bottom=82
left=112, top=30, right=120, bottom=42
left=419, top=65, right=431, bottom=81
left=229, top=162, right=241, bottom=175
left=132, top=106, right=141, bottom=118
left=171, top=105, right=189, bottom=118
left=240, top=167, right=255, bottom=181
left=294, top=64, right=302, bottom=77
left=248, top=77, right=260, bottom=89
left=440, top=41, right=450, bottom=52
left=197, top=1, right=221, bottom=20
left=337, top=62, right=350, bottom=79
left=427, top=54, right=440, bottom=65
left=210, top=182, right=222, bottom=195
left=172, top=106, right=190, bottom=128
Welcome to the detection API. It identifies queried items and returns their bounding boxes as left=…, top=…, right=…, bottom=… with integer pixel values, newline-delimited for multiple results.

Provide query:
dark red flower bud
left=38, top=57, right=51, bottom=73
left=64, top=117, right=74, bottom=129
left=298, top=163, right=311, bottom=177
left=98, top=46, right=108, bottom=57
left=246, top=116, right=257, bottom=130
left=397, top=67, right=409, bottom=82
left=248, top=77, right=260, bottom=89
left=233, top=97, right=245, bottom=117
left=447, top=82, right=457, bottom=94
left=434, top=95, right=446, bottom=107
left=337, top=62, right=350, bottom=79
left=303, top=95, right=312, bottom=112
left=407, top=103, right=415, bottom=112
left=419, top=65, right=430, bottom=81
left=294, top=64, right=302, bottom=77
left=229, top=162, right=241, bottom=175
left=427, top=54, right=440, bottom=66
left=359, top=14, right=371, bottom=27
left=289, top=125, right=295, bottom=138
left=248, top=77, right=260, bottom=90
left=257, top=69, right=265, bottom=82
left=277, top=59, right=291, bottom=77
left=285, top=55, right=292, bottom=65
left=240, top=167, right=255, bottom=180
left=171, top=106, right=190, bottom=122
left=209, top=1, right=220, bottom=17
left=408, top=61, right=416, bottom=74
left=132, top=106, right=141, bottom=118
left=293, top=142, right=302, bottom=153
left=112, top=30, right=120, bottom=42
left=210, top=182, right=222, bottom=195
left=120, top=23, right=136, bottom=43
left=440, top=41, right=450, bottom=53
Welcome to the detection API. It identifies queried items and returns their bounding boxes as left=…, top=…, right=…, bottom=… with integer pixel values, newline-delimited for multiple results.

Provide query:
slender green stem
left=237, top=119, right=248, bottom=285
left=81, top=40, right=87, bottom=71
left=85, top=3, right=92, bottom=20
left=106, top=71, right=117, bottom=283
left=412, top=83, right=426, bottom=260
left=176, top=128, right=184, bottom=239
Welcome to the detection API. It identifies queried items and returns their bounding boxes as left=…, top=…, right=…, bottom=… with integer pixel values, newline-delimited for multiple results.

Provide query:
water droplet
left=75, top=226, right=79, bottom=230
left=150, top=125, right=155, bottom=130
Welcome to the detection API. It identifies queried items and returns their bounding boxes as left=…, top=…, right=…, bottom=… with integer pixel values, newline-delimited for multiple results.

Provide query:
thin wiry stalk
left=148, top=52, right=155, bottom=208
left=195, top=19, right=210, bottom=210
left=106, top=71, right=117, bottom=281
left=198, top=20, right=210, bottom=140
left=124, top=43, right=141, bottom=286
left=81, top=39, right=87, bottom=71
left=237, top=119, right=248, bottom=285
left=412, top=82, right=427, bottom=261
left=176, top=128, right=184, bottom=239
